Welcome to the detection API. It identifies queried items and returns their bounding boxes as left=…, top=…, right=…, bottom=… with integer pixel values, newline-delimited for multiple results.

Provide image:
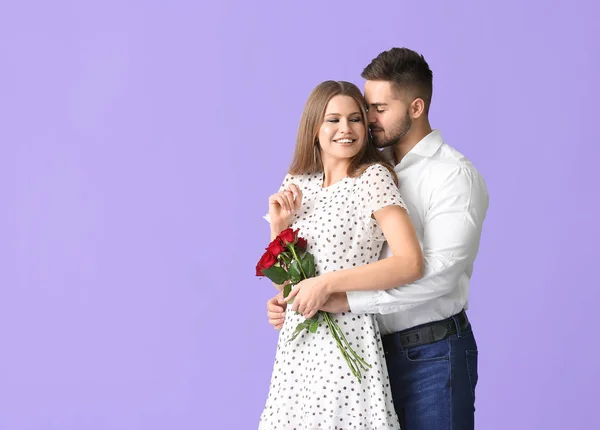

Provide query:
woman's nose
left=338, top=119, right=351, bottom=133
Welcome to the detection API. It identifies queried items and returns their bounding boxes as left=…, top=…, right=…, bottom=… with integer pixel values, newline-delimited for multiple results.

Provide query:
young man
left=267, top=47, right=489, bottom=430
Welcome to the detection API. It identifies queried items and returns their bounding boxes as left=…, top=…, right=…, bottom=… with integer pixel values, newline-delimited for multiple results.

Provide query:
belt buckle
left=431, top=323, right=448, bottom=341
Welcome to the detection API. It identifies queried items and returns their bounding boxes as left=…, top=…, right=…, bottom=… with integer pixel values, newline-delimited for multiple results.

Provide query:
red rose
left=255, top=250, right=277, bottom=276
left=266, top=238, right=285, bottom=257
left=278, top=228, right=297, bottom=245
left=296, top=236, right=307, bottom=250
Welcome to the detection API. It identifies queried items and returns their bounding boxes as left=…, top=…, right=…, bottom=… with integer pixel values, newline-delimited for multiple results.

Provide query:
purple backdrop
left=2, top=1, right=598, bottom=429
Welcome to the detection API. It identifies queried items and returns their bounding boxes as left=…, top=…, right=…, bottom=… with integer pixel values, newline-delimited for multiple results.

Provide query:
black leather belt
left=382, top=310, right=470, bottom=349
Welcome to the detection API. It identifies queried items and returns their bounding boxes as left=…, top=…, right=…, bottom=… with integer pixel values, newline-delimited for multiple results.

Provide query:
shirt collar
left=408, top=129, right=444, bottom=158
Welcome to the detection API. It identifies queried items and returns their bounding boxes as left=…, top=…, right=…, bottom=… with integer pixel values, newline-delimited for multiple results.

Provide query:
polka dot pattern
left=259, top=164, right=406, bottom=429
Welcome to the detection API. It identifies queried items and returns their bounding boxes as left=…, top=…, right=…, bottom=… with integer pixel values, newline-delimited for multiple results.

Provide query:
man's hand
left=267, top=291, right=287, bottom=330
left=267, top=290, right=349, bottom=331
left=320, top=292, right=350, bottom=314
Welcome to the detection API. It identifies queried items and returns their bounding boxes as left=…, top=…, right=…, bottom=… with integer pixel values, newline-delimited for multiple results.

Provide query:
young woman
left=260, top=81, right=423, bottom=430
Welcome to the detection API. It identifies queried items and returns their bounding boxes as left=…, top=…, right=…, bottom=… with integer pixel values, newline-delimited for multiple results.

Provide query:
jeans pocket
left=405, top=339, right=450, bottom=362
left=466, top=349, right=479, bottom=398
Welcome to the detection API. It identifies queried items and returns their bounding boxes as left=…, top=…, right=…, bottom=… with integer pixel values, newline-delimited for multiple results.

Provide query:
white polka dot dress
left=259, top=164, right=407, bottom=430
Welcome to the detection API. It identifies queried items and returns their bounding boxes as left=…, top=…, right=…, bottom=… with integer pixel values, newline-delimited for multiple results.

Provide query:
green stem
left=289, top=244, right=308, bottom=279
left=287, top=242, right=368, bottom=381
left=323, top=312, right=360, bottom=380
left=328, top=315, right=371, bottom=371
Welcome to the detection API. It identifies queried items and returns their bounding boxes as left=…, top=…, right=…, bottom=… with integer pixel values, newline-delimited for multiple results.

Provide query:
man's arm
left=344, top=165, right=489, bottom=314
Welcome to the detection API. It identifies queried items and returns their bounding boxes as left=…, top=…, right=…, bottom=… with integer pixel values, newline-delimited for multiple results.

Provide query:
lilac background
left=1, top=1, right=598, bottom=429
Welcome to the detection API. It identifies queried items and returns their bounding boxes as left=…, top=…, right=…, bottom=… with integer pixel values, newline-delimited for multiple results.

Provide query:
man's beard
left=371, top=110, right=412, bottom=149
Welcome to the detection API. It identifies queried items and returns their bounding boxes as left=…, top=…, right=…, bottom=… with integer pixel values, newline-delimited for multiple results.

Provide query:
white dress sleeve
left=358, top=164, right=407, bottom=217
left=357, top=164, right=408, bottom=241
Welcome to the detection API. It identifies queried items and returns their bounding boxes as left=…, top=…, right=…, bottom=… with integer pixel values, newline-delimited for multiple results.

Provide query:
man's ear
left=410, top=98, right=426, bottom=119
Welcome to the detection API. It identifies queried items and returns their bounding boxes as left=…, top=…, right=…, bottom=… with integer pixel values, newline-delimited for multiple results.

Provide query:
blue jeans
left=382, top=315, right=478, bottom=430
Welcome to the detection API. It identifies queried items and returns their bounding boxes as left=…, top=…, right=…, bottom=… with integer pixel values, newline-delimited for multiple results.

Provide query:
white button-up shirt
left=347, top=130, right=489, bottom=334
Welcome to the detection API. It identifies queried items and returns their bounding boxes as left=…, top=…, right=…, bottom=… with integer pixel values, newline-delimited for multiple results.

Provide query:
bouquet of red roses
left=256, top=227, right=371, bottom=381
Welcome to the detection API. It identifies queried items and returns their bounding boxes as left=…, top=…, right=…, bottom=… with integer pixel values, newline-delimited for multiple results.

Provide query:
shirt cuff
left=347, top=290, right=380, bottom=314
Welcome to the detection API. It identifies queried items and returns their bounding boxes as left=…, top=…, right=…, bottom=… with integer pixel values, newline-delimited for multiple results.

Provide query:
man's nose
left=367, top=110, right=377, bottom=125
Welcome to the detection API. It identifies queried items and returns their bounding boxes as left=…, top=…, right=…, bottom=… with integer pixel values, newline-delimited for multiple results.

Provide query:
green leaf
left=309, top=319, right=319, bottom=333
left=283, top=283, right=292, bottom=299
left=301, top=252, right=316, bottom=278
left=288, top=322, right=308, bottom=342
left=261, top=266, right=289, bottom=284
left=289, top=260, right=303, bottom=283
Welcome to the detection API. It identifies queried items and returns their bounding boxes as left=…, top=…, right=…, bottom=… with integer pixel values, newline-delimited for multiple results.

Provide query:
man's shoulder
left=417, top=143, right=487, bottom=200
left=426, top=142, right=483, bottom=179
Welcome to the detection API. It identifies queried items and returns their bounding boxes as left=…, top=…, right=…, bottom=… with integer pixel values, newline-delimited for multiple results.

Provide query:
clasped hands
left=286, top=276, right=331, bottom=319
left=267, top=278, right=350, bottom=329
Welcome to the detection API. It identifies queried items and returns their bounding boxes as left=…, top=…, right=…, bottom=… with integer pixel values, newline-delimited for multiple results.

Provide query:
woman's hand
left=268, top=184, right=302, bottom=233
left=286, top=276, right=331, bottom=319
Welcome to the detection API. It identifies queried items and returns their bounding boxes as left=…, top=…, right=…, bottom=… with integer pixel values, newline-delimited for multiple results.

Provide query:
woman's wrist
left=322, top=272, right=337, bottom=294
left=270, top=223, right=289, bottom=240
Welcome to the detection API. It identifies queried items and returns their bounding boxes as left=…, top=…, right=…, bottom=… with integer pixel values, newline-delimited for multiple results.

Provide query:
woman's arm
left=323, top=204, right=424, bottom=294
left=267, top=183, right=303, bottom=291
left=268, top=219, right=291, bottom=292
left=286, top=204, right=423, bottom=317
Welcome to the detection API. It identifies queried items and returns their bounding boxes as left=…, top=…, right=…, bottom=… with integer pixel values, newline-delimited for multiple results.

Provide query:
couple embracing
left=258, top=47, right=489, bottom=430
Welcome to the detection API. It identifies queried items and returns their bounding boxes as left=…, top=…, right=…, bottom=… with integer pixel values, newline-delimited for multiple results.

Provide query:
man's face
left=364, top=80, right=412, bottom=149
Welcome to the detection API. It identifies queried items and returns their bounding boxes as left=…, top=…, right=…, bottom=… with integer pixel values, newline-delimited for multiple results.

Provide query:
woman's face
left=317, top=95, right=367, bottom=165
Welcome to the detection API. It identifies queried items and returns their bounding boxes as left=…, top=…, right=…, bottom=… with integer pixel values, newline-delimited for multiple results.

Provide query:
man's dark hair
left=362, top=47, right=433, bottom=114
